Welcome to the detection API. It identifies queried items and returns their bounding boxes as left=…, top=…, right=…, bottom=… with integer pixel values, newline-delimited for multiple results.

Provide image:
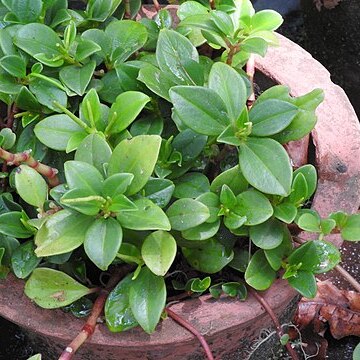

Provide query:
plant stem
left=6, top=103, right=17, bottom=129
left=152, top=0, right=160, bottom=12
left=166, top=307, right=214, bottom=360
left=209, top=0, right=215, bottom=9
left=246, top=54, right=256, bottom=109
left=0, top=148, right=60, bottom=187
left=124, top=0, right=131, bottom=18
left=226, top=44, right=239, bottom=66
left=58, top=266, right=131, bottom=360
left=334, top=264, right=360, bottom=292
left=248, top=287, right=299, bottom=360
left=29, top=73, right=67, bottom=92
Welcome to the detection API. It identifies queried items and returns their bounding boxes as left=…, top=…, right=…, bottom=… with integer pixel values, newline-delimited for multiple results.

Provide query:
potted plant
left=0, top=1, right=359, bottom=359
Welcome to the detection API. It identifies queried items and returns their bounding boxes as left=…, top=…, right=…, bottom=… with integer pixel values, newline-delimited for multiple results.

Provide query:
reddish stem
left=246, top=55, right=256, bottom=109
left=226, top=44, right=239, bottom=66
left=166, top=307, right=214, bottom=360
left=152, top=0, right=160, bottom=12
left=248, top=287, right=299, bottom=360
left=6, top=103, right=17, bottom=129
left=58, top=268, right=131, bottom=360
left=0, top=148, right=60, bottom=187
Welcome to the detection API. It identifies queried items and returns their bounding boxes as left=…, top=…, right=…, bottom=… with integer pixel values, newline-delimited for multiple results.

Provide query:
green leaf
left=0, top=72, right=22, bottom=94
left=11, top=240, right=41, bottom=279
left=103, top=173, right=134, bottom=198
left=117, top=198, right=170, bottom=231
left=174, top=173, right=210, bottom=198
left=170, top=86, right=229, bottom=136
left=273, top=203, right=297, bottom=224
left=341, top=214, right=360, bottom=241
left=234, top=189, right=273, bottom=226
left=129, top=266, right=166, bottom=334
left=106, top=91, right=150, bottom=135
left=105, top=20, right=148, bottom=64
left=75, top=38, right=102, bottom=62
left=59, top=61, right=96, bottom=96
left=251, top=10, right=283, bottom=31
left=35, top=210, right=93, bottom=257
left=141, top=231, right=177, bottom=276
left=239, top=137, right=292, bottom=196
left=182, top=219, right=220, bottom=241
left=143, top=178, right=174, bottom=208
left=210, top=10, right=235, bottom=35
left=220, top=184, right=237, bottom=209
left=250, top=99, right=298, bottom=137
left=108, top=194, right=137, bottom=213
left=105, top=274, right=138, bottom=332
left=313, top=240, right=340, bottom=274
left=34, top=115, right=85, bottom=151
left=0, top=212, right=34, bottom=238
left=2, top=0, right=42, bottom=23
left=84, top=218, right=122, bottom=271
left=15, top=165, right=48, bottom=209
left=353, top=342, right=360, bottom=360
left=0, top=54, right=26, bottom=78
left=287, top=240, right=320, bottom=271
left=26, top=354, right=42, bottom=360
left=210, top=165, right=248, bottom=195
left=296, top=213, right=321, bottom=233
left=166, top=198, right=210, bottom=231
left=250, top=218, right=285, bottom=250
left=29, top=77, right=67, bottom=112
left=172, top=129, right=208, bottom=162
left=288, top=270, right=317, bottom=298
left=64, top=161, right=104, bottom=195
left=108, top=135, right=162, bottom=195
left=289, top=172, right=308, bottom=205
left=245, top=250, right=276, bottom=290
left=75, top=134, right=112, bottom=177
left=293, top=164, right=317, bottom=200
left=80, top=88, right=101, bottom=130
left=24, top=268, right=90, bottom=309
left=182, top=238, right=233, bottom=273
left=16, top=86, right=41, bottom=112
left=196, top=192, right=220, bottom=223
left=293, top=88, right=324, bottom=111
left=188, top=277, right=211, bottom=293
left=156, top=29, right=199, bottom=84
left=208, top=62, right=247, bottom=121
left=222, top=282, right=247, bottom=299
left=66, top=132, right=88, bottom=153
left=14, top=24, right=63, bottom=66
left=86, top=0, right=122, bottom=21
left=0, top=234, right=20, bottom=265
left=0, top=128, right=16, bottom=149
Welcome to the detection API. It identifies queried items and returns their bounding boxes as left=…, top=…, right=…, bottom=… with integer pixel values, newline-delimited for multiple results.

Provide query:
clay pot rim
left=0, top=23, right=359, bottom=353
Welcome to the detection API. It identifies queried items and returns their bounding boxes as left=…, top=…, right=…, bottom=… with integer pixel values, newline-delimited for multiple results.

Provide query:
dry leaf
left=294, top=280, right=360, bottom=339
left=314, top=0, right=343, bottom=11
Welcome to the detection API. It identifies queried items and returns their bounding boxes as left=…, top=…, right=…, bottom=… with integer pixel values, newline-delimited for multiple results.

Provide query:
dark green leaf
left=312, top=240, right=340, bottom=274
left=182, top=219, right=220, bottom=241
left=288, top=270, right=316, bottom=298
left=102, top=173, right=134, bottom=198
left=287, top=240, right=320, bottom=271
left=11, top=240, right=41, bottom=279
left=273, top=203, right=297, bottom=224
left=143, top=178, right=174, bottom=208
left=250, top=218, right=285, bottom=250
left=0, top=211, right=34, bottom=238
left=174, top=173, right=210, bottom=199
left=2, top=0, right=42, bottom=23
left=296, top=213, right=321, bottom=233
left=341, top=214, right=360, bottom=241
left=210, top=165, right=248, bottom=195
left=0, top=54, right=26, bottom=78
left=293, top=164, right=317, bottom=200
left=222, top=282, right=247, bottom=299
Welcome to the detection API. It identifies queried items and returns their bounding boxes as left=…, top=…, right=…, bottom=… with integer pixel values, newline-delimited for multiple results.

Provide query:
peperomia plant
left=0, top=0, right=359, bottom=356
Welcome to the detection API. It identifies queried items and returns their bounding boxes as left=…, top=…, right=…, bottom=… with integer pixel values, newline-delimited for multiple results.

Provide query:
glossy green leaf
left=196, top=192, right=220, bottom=223
left=75, top=134, right=112, bottom=177
left=313, top=240, right=341, bottom=274
left=15, top=165, right=47, bottom=209
left=293, top=164, right=317, bottom=200
left=141, top=231, right=177, bottom=276
left=293, top=88, right=324, bottom=111
left=86, top=0, right=122, bottom=21
left=130, top=115, right=163, bottom=136
left=80, top=89, right=101, bottom=129
left=250, top=218, right=285, bottom=250
left=220, top=184, right=237, bottom=209
left=117, top=198, right=170, bottom=231
left=251, top=10, right=283, bottom=31
left=352, top=342, right=360, bottom=360
left=341, top=214, right=360, bottom=241
left=239, top=137, right=292, bottom=196
left=129, top=266, right=166, bottom=334
left=14, top=24, right=63, bottom=66
left=60, top=61, right=96, bottom=96
left=182, top=238, right=233, bottom=273
left=35, top=210, right=93, bottom=256
left=287, top=270, right=317, bottom=298
left=170, top=86, right=229, bottom=136
left=287, top=240, right=320, bottom=271
left=208, top=62, right=247, bottom=121
left=167, top=198, right=210, bottom=231
left=105, top=273, right=138, bottom=332
left=0, top=234, right=20, bottom=265
left=222, top=282, right=247, bottom=299
left=11, top=241, right=41, bottom=279
left=289, top=172, right=308, bottom=205
left=24, top=268, right=90, bottom=309
left=84, top=218, right=122, bottom=271
left=273, top=203, right=297, bottom=224
left=156, top=29, right=199, bottom=84
left=109, top=194, right=137, bottom=213
left=0, top=212, right=34, bottom=238
left=297, top=213, right=321, bottom=233
left=174, top=173, right=210, bottom=199
left=0, top=54, right=26, bottom=78
left=210, top=165, right=248, bottom=195
left=234, top=189, right=273, bottom=226
left=250, top=99, right=298, bottom=136
left=106, top=91, right=150, bottom=135
left=34, top=115, right=85, bottom=151
left=75, top=38, right=102, bottom=62
left=103, top=173, right=134, bottom=198
left=2, top=0, right=42, bottom=23
left=16, top=86, right=41, bottom=112
left=108, top=135, right=161, bottom=195
left=181, top=219, right=220, bottom=241
left=143, top=178, right=174, bottom=208
left=245, top=250, right=276, bottom=290
left=188, top=277, right=211, bottom=293
left=228, top=248, right=249, bottom=272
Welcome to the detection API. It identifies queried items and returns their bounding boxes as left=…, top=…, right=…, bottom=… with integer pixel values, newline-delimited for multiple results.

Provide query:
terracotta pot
left=0, top=7, right=360, bottom=360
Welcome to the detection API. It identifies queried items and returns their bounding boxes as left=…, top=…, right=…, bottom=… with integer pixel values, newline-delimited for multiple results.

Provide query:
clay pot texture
left=0, top=9, right=360, bottom=360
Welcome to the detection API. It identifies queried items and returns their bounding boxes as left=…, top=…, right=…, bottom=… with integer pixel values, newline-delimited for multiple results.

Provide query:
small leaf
left=0, top=55, right=26, bottom=78
left=245, top=250, right=276, bottom=290
left=174, top=173, right=210, bottom=198
left=293, top=164, right=317, bottom=200
left=84, top=218, right=122, bottom=271
left=288, top=270, right=317, bottom=298
left=287, top=241, right=320, bottom=272
left=222, top=282, right=247, bottom=299
left=141, top=231, right=177, bottom=276
left=15, top=165, right=48, bottom=209
left=11, top=241, right=41, bottom=279
left=105, top=274, right=138, bottom=332
left=210, top=165, right=248, bottom=195
left=24, top=268, right=90, bottom=309
left=313, top=240, right=341, bottom=274
left=143, top=178, right=174, bottom=208
left=181, top=219, right=220, bottom=241
left=274, top=203, right=297, bottom=224
left=250, top=218, right=285, bottom=250
left=0, top=212, right=34, bottom=238
left=129, top=266, right=166, bottom=334
left=166, top=198, right=210, bottom=231
left=297, top=213, right=321, bottom=233
left=289, top=172, right=308, bottom=205
left=102, top=173, right=134, bottom=198
left=341, top=214, right=360, bottom=241
left=251, top=10, right=283, bottom=31
left=117, top=198, right=170, bottom=231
